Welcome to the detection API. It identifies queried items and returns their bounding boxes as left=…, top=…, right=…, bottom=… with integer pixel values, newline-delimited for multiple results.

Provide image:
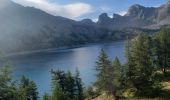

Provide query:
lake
left=7, top=41, right=125, bottom=95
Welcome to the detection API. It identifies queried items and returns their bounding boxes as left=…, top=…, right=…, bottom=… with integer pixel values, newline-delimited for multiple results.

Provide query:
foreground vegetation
left=0, top=28, right=170, bottom=100
left=90, top=27, right=170, bottom=100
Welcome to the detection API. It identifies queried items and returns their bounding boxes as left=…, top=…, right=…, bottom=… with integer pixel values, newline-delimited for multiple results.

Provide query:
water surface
left=8, top=41, right=125, bottom=95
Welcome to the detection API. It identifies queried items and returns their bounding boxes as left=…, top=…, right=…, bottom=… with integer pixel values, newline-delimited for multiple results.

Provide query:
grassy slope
left=91, top=81, right=170, bottom=100
left=161, top=81, right=170, bottom=99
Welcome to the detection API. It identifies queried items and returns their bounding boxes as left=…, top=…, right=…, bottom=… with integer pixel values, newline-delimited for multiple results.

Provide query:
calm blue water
left=8, top=41, right=125, bottom=95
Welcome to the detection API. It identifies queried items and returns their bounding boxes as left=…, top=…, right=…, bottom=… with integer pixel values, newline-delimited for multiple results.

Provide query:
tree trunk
left=162, top=68, right=167, bottom=77
left=112, top=91, right=119, bottom=100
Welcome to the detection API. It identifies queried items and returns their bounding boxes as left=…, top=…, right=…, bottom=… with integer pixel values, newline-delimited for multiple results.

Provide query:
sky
left=12, top=0, right=167, bottom=21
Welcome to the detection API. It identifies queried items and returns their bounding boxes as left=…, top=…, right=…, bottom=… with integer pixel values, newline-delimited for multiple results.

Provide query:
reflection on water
left=7, top=41, right=125, bottom=95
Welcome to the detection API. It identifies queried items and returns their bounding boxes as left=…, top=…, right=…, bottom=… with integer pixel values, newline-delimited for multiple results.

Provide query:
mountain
left=0, top=0, right=138, bottom=54
left=97, top=1, right=170, bottom=29
left=0, top=0, right=110, bottom=53
left=0, top=0, right=169, bottom=54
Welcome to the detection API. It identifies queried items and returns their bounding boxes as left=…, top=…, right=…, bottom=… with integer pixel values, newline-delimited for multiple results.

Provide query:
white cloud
left=118, top=11, right=127, bottom=16
left=92, top=18, right=98, bottom=22
left=12, top=0, right=92, bottom=19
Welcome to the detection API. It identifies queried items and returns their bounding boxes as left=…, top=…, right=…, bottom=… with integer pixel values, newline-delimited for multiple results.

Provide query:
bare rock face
left=126, top=4, right=146, bottom=17
left=97, top=0, right=170, bottom=29
left=113, top=14, right=121, bottom=19
left=157, top=1, right=170, bottom=25
left=79, top=19, right=95, bottom=26
left=97, top=13, right=113, bottom=27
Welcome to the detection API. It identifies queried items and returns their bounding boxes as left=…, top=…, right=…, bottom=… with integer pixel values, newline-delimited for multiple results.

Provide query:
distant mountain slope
left=97, top=0, right=170, bottom=29
left=0, top=0, right=105, bottom=53
left=0, top=0, right=169, bottom=53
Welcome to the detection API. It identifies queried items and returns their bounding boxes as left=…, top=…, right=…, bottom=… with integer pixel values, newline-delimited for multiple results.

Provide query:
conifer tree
left=65, top=71, right=75, bottom=99
left=0, top=66, right=18, bottom=100
left=95, top=49, right=120, bottom=99
left=51, top=83, right=67, bottom=100
left=51, top=69, right=84, bottom=100
left=154, top=28, right=170, bottom=75
left=74, top=69, right=84, bottom=100
left=95, top=49, right=112, bottom=92
left=51, top=70, right=68, bottom=100
left=127, top=33, right=154, bottom=96
left=124, top=37, right=135, bottom=86
left=18, top=76, right=38, bottom=100
left=112, top=57, right=122, bottom=99
left=42, top=92, right=51, bottom=100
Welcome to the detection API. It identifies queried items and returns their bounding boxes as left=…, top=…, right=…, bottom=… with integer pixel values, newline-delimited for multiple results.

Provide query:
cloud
left=92, top=18, right=98, bottom=22
left=12, top=0, right=92, bottom=19
left=118, top=11, right=127, bottom=16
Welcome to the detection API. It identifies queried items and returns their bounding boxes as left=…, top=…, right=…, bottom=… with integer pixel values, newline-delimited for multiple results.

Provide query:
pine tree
left=112, top=57, right=122, bottom=99
left=113, top=57, right=121, bottom=86
left=51, top=70, right=68, bottom=100
left=42, top=92, right=51, bottom=100
left=125, top=37, right=135, bottom=87
left=65, top=71, right=75, bottom=99
left=51, top=69, right=82, bottom=100
left=95, top=49, right=112, bottom=92
left=18, top=76, right=38, bottom=100
left=154, top=28, right=170, bottom=76
left=95, top=49, right=121, bottom=99
left=0, top=66, right=18, bottom=100
left=51, top=83, right=67, bottom=100
left=127, top=33, right=154, bottom=96
left=85, top=86, right=97, bottom=99
left=29, top=81, right=38, bottom=100
left=74, top=69, right=84, bottom=100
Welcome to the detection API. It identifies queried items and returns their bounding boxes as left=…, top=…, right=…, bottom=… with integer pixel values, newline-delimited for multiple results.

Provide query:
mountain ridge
left=0, top=0, right=169, bottom=53
left=97, top=1, right=170, bottom=29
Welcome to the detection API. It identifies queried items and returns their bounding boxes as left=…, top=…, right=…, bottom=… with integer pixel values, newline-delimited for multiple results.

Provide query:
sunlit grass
left=91, top=93, right=114, bottom=100
left=162, top=82, right=170, bottom=90
left=91, top=81, right=170, bottom=100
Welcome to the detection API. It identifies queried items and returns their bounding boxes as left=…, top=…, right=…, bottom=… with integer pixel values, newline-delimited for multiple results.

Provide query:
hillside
left=0, top=0, right=170, bottom=53
left=0, top=0, right=134, bottom=53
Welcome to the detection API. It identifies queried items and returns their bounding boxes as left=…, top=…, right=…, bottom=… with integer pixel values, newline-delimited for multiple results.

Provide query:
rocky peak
left=160, top=0, right=170, bottom=8
left=99, top=13, right=110, bottom=19
left=167, top=0, right=170, bottom=5
left=157, top=0, right=170, bottom=21
left=166, top=1, right=170, bottom=10
left=113, top=13, right=121, bottom=18
left=126, top=4, right=145, bottom=17
left=80, top=19, right=94, bottom=25
left=97, top=13, right=112, bottom=24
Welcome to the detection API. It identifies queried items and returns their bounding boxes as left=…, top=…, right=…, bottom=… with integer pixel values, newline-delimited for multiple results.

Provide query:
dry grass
left=90, top=75, right=170, bottom=100
left=160, top=81, right=170, bottom=99
left=91, top=95, right=165, bottom=100
left=91, top=82, right=170, bottom=100
left=162, top=82, right=170, bottom=90
left=91, top=94, right=114, bottom=100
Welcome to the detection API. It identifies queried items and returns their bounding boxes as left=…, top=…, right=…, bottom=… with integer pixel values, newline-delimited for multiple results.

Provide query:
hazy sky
left=12, top=0, right=167, bottom=21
